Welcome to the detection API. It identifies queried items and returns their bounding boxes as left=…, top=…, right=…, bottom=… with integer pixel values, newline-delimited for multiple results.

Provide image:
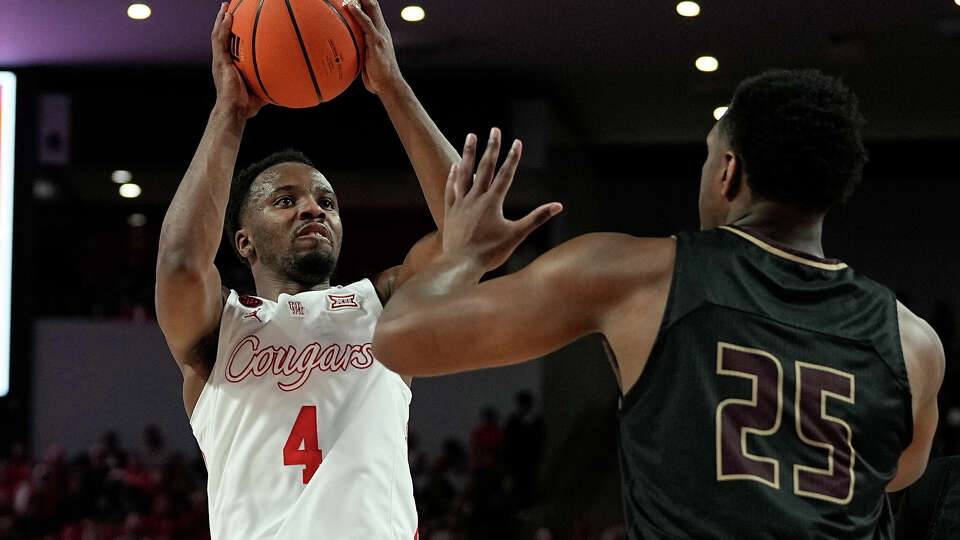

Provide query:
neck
left=251, top=267, right=332, bottom=301
left=728, top=201, right=826, bottom=258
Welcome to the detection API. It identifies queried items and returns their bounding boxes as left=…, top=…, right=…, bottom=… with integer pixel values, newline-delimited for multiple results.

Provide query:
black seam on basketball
left=319, top=0, right=361, bottom=77
left=284, top=0, right=324, bottom=104
left=229, top=0, right=245, bottom=15
left=252, top=0, right=277, bottom=104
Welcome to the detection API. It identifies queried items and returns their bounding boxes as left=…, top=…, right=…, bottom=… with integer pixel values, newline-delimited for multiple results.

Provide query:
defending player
left=373, top=70, right=945, bottom=538
left=156, top=2, right=447, bottom=538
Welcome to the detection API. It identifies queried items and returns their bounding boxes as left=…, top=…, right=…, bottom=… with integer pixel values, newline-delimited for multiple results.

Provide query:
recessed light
left=111, top=170, right=132, bottom=184
left=119, top=183, right=142, bottom=198
left=713, top=106, right=729, bottom=120
left=33, top=179, right=57, bottom=200
left=127, top=213, right=148, bottom=227
left=401, top=6, right=425, bottom=22
left=676, top=1, right=700, bottom=17
left=696, top=56, right=719, bottom=72
left=127, top=3, right=152, bottom=20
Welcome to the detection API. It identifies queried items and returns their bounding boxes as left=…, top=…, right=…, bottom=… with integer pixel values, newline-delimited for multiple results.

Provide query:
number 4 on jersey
left=284, top=406, right=323, bottom=484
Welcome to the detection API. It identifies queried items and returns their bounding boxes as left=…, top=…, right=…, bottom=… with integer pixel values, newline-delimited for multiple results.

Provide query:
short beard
left=284, top=250, right=337, bottom=286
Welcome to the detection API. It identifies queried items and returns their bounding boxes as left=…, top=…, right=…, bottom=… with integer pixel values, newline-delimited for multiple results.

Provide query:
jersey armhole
left=889, top=293, right=915, bottom=449
left=618, top=234, right=683, bottom=412
left=189, top=289, right=238, bottom=442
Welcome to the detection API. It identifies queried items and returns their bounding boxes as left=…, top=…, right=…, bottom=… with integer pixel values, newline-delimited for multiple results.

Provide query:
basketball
left=227, top=0, right=365, bottom=108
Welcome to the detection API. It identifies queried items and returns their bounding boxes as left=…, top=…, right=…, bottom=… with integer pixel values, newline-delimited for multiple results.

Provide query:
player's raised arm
left=373, top=131, right=673, bottom=375
left=347, top=0, right=458, bottom=228
left=156, top=4, right=265, bottom=404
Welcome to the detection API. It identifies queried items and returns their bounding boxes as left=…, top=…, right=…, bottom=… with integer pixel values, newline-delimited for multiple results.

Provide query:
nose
left=299, top=198, right=326, bottom=222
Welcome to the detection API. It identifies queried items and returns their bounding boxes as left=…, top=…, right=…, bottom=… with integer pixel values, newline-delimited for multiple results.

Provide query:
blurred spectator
left=0, top=405, right=628, bottom=539
left=471, top=407, right=503, bottom=473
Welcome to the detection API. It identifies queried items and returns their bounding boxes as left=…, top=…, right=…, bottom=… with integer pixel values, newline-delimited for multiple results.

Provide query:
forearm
left=378, top=80, right=459, bottom=227
left=158, top=106, right=246, bottom=270
left=375, top=254, right=487, bottom=369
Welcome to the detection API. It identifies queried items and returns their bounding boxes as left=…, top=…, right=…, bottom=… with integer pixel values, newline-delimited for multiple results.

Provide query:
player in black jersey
left=372, top=70, right=945, bottom=539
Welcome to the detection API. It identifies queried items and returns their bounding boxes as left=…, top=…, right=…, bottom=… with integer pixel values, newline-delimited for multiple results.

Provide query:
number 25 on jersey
left=715, top=343, right=856, bottom=504
left=284, top=406, right=324, bottom=484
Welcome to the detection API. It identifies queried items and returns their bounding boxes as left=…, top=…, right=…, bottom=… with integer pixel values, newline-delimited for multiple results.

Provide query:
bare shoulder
left=897, top=301, right=946, bottom=404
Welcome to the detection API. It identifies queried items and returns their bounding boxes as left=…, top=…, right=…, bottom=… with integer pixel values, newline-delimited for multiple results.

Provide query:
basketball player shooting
left=374, top=70, right=945, bottom=539
left=156, top=2, right=452, bottom=538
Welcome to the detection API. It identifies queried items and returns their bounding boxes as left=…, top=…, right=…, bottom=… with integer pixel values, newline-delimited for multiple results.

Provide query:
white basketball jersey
left=190, top=279, right=418, bottom=540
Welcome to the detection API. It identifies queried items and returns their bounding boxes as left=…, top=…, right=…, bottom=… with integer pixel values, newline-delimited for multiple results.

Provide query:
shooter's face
left=237, top=162, right=343, bottom=285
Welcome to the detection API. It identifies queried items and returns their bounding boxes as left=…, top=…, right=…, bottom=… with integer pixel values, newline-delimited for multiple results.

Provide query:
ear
left=719, top=151, right=743, bottom=202
left=235, top=229, right=255, bottom=263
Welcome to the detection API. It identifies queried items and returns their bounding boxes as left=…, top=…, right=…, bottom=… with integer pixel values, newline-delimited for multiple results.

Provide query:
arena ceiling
left=3, top=0, right=959, bottom=144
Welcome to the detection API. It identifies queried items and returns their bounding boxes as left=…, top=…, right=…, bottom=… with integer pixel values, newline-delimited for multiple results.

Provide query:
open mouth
left=296, top=223, right=331, bottom=242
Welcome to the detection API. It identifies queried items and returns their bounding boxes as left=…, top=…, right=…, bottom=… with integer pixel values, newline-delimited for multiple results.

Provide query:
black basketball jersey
left=618, top=226, right=912, bottom=539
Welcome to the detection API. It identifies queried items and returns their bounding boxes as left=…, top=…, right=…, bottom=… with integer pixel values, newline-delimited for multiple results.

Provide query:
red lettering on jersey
left=225, top=335, right=374, bottom=391
left=288, top=300, right=305, bottom=317
left=328, top=293, right=359, bottom=310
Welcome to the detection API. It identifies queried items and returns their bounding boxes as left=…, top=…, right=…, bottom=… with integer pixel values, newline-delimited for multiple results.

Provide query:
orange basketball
left=226, top=0, right=365, bottom=108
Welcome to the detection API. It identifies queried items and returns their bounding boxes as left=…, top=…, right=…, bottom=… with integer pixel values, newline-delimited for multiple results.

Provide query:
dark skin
left=157, top=0, right=449, bottom=419
left=374, top=123, right=945, bottom=493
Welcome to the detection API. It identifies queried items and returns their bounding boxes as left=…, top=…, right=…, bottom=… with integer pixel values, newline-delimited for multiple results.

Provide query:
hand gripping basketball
left=344, top=0, right=405, bottom=96
left=211, top=3, right=266, bottom=119
left=441, top=128, right=563, bottom=272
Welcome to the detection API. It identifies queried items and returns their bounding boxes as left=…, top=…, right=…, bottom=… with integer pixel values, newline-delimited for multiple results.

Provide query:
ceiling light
left=127, top=3, right=152, bottom=20
left=119, top=183, right=142, bottom=198
left=111, top=170, right=132, bottom=184
left=713, top=106, right=729, bottom=120
left=676, top=1, right=700, bottom=17
left=695, top=56, right=719, bottom=72
left=127, top=213, right=148, bottom=227
left=33, top=179, right=57, bottom=200
left=400, top=6, right=425, bottom=22
left=956, top=0, right=960, bottom=6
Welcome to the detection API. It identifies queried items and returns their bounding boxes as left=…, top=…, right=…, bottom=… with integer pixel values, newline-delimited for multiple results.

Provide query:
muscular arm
left=156, top=107, right=243, bottom=354
left=377, top=83, right=459, bottom=226
left=348, top=0, right=458, bottom=228
left=373, top=233, right=673, bottom=376
left=156, top=5, right=264, bottom=416
left=887, top=302, right=946, bottom=492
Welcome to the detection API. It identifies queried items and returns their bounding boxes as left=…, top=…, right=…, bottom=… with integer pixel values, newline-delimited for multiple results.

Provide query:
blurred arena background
left=1, top=1, right=959, bottom=538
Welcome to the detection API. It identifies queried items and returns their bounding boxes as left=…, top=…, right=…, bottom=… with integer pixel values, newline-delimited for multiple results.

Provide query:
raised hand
left=344, top=0, right=405, bottom=96
left=442, top=128, right=563, bottom=272
left=211, top=3, right=266, bottom=118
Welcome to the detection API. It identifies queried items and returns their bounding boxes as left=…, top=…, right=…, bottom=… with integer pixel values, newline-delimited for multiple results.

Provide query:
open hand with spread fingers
left=441, top=128, right=563, bottom=273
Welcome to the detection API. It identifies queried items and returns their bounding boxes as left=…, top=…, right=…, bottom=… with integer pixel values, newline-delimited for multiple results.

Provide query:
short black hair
left=719, top=69, right=867, bottom=212
left=225, top=149, right=315, bottom=264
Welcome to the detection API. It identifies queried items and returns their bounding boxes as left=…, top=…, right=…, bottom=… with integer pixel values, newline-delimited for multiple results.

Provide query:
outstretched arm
left=156, top=3, right=265, bottom=415
left=347, top=0, right=458, bottom=227
left=373, top=132, right=666, bottom=375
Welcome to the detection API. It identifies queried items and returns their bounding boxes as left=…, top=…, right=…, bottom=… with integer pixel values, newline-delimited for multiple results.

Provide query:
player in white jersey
left=156, top=2, right=456, bottom=537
